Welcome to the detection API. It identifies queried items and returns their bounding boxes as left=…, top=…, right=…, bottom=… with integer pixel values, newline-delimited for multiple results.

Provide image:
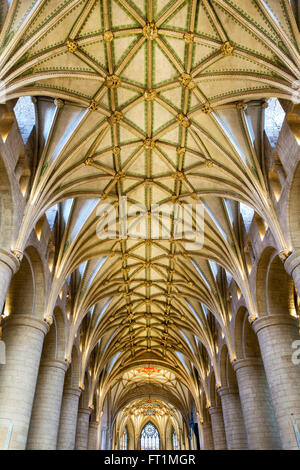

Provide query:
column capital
left=217, top=386, right=239, bottom=397
left=201, top=422, right=212, bottom=429
left=2, top=314, right=49, bottom=335
left=252, top=314, right=298, bottom=335
left=208, top=405, right=222, bottom=417
left=233, top=357, right=263, bottom=372
left=78, top=407, right=92, bottom=416
left=64, top=387, right=82, bottom=398
left=0, top=248, right=20, bottom=275
left=89, top=421, right=99, bottom=429
left=40, top=359, right=69, bottom=372
left=284, top=249, right=300, bottom=276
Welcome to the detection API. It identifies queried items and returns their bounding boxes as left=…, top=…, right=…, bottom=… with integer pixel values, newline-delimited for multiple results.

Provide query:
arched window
left=120, top=427, right=128, bottom=450
left=172, top=429, right=180, bottom=450
left=140, top=423, right=160, bottom=450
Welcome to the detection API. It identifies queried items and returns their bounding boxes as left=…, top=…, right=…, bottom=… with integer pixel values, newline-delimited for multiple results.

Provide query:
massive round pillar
left=233, top=357, right=281, bottom=449
left=27, top=360, right=68, bottom=449
left=208, top=405, right=227, bottom=450
left=253, top=315, right=300, bottom=449
left=0, top=315, right=48, bottom=449
left=75, top=408, right=91, bottom=450
left=100, top=424, right=108, bottom=450
left=57, top=387, right=81, bottom=450
left=88, top=421, right=100, bottom=450
left=218, top=387, right=247, bottom=450
left=200, top=422, right=214, bottom=450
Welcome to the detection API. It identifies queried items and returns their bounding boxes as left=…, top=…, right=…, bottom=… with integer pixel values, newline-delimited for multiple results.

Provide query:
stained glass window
left=172, top=430, right=180, bottom=450
left=140, top=423, right=160, bottom=450
left=120, top=427, right=128, bottom=450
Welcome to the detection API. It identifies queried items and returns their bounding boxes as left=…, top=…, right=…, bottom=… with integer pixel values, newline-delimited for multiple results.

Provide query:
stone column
left=27, top=360, right=68, bottom=450
left=178, top=429, right=183, bottom=450
left=233, top=357, right=281, bottom=449
left=75, top=408, right=91, bottom=450
left=208, top=406, right=227, bottom=450
left=180, top=432, right=184, bottom=450
left=166, top=431, right=172, bottom=450
left=100, top=425, right=108, bottom=450
left=185, top=429, right=190, bottom=450
left=135, top=433, right=140, bottom=451
left=0, top=249, right=19, bottom=314
left=200, top=422, right=214, bottom=450
left=88, top=421, right=100, bottom=450
left=0, top=315, right=48, bottom=450
left=57, top=387, right=81, bottom=450
left=218, top=387, right=247, bottom=450
left=253, top=315, right=300, bottom=449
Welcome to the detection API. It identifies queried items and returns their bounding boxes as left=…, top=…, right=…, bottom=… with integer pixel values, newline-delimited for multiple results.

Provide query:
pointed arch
left=140, top=422, right=160, bottom=451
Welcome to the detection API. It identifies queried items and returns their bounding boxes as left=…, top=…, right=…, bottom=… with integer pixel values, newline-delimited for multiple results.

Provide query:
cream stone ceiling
left=0, top=0, right=299, bottom=417
left=108, top=364, right=191, bottom=412
left=115, top=396, right=184, bottom=442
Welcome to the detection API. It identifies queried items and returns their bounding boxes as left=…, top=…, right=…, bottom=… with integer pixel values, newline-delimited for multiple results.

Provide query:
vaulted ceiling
left=1, top=0, right=299, bottom=418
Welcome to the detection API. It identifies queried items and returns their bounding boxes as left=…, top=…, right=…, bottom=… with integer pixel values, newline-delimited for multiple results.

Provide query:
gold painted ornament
left=103, top=30, right=114, bottom=42
left=178, top=73, right=195, bottom=90
left=66, top=39, right=78, bottom=53
left=143, top=22, right=158, bottom=40
left=105, top=75, right=121, bottom=89
left=109, top=111, right=123, bottom=124
left=177, top=113, right=191, bottom=128
left=144, top=89, right=157, bottom=101
left=184, top=32, right=194, bottom=43
left=221, top=41, right=235, bottom=56
left=89, top=100, right=99, bottom=112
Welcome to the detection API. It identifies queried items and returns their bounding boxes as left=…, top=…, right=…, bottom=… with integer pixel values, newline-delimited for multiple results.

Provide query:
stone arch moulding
left=5, top=245, right=46, bottom=319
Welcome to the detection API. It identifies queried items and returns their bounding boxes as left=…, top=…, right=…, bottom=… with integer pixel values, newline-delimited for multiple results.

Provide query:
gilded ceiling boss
left=0, top=0, right=299, bottom=453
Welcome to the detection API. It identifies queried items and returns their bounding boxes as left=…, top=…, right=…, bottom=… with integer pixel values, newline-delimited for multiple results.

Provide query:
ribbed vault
left=1, top=0, right=299, bottom=422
